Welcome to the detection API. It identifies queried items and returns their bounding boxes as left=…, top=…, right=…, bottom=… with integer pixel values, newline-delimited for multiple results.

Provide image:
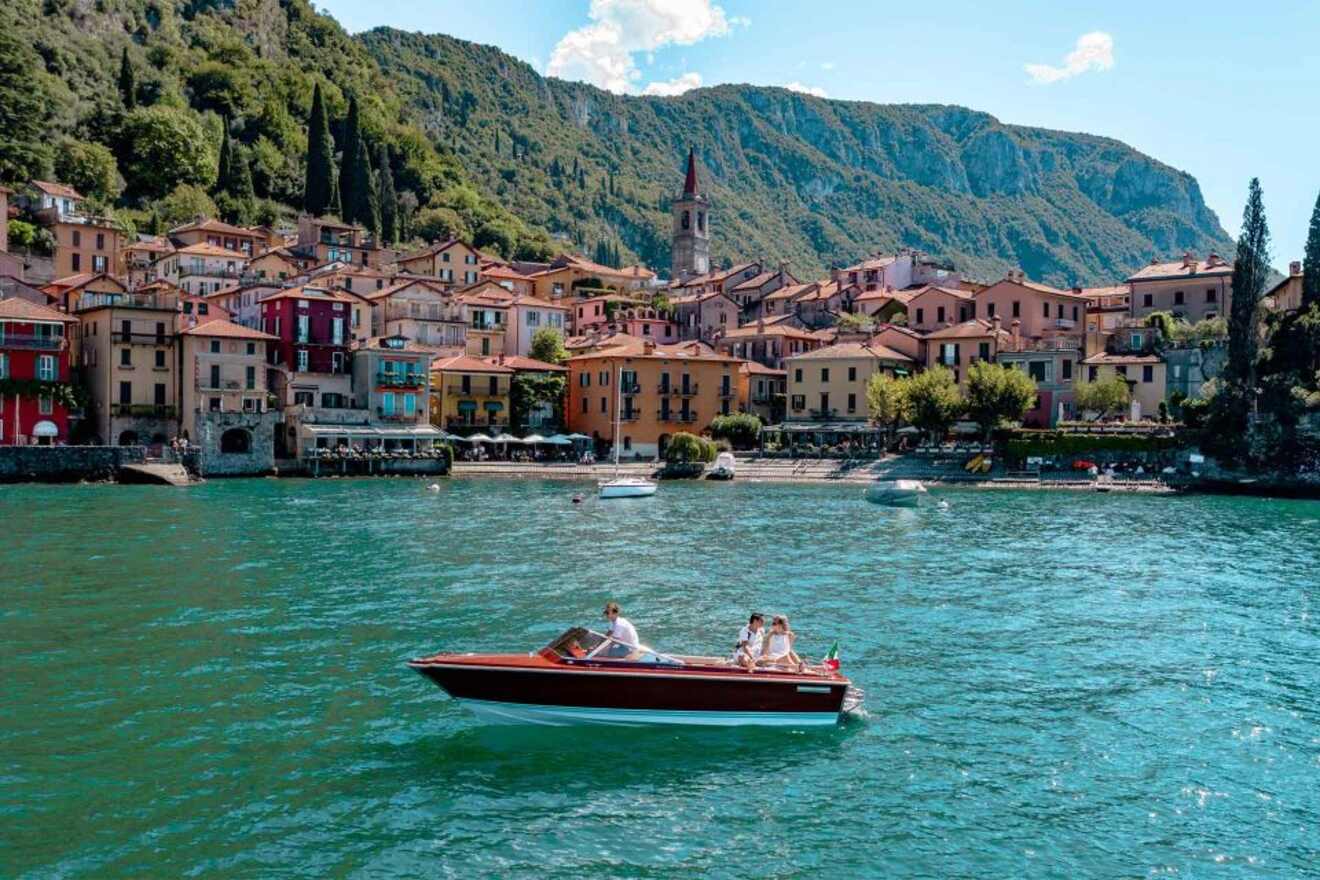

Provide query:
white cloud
left=642, top=72, right=703, bottom=96
left=547, top=0, right=739, bottom=94
left=820, top=61, right=835, bottom=71
left=784, top=81, right=828, bottom=98
left=1024, top=31, right=1114, bottom=84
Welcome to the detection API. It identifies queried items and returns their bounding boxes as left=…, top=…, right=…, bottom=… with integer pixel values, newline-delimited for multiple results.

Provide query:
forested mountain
left=1, top=1, right=1234, bottom=285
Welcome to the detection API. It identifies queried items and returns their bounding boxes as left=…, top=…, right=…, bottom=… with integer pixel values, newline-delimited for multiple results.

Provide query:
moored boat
left=707, top=451, right=736, bottom=480
left=599, top=477, right=659, bottom=498
left=408, top=627, right=857, bottom=727
left=864, top=479, right=929, bottom=507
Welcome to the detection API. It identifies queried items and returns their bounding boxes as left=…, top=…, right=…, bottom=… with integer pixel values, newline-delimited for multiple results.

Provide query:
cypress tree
left=216, top=124, right=233, bottom=194
left=1303, top=191, right=1320, bottom=311
left=494, top=130, right=500, bottom=155
left=226, top=148, right=257, bottom=226
left=118, top=47, right=136, bottom=110
left=377, top=144, right=398, bottom=245
left=338, top=95, right=361, bottom=224
left=148, top=208, right=163, bottom=236
left=1227, top=177, right=1271, bottom=392
left=347, top=138, right=379, bottom=236
left=303, top=83, right=335, bottom=216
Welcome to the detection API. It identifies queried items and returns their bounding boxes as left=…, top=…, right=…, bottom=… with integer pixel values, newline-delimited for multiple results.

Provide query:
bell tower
left=670, top=146, right=710, bottom=281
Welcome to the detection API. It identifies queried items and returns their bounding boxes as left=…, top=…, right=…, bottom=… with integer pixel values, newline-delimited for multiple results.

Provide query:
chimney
left=1183, top=251, right=1196, bottom=269
left=1291, top=260, right=1303, bottom=277
left=643, top=339, right=656, bottom=355
left=991, top=314, right=1002, bottom=339
left=496, top=352, right=505, bottom=365
left=1071, top=285, right=1082, bottom=296
left=1011, top=318, right=1022, bottom=352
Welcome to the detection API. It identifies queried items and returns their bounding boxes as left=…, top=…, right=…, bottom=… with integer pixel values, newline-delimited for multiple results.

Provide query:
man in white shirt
left=602, top=602, right=640, bottom=658
left=734, top=613, right=764, bottom=670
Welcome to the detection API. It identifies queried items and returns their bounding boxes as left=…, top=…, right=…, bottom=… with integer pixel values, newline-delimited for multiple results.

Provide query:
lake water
left=4, top=478, right=1320, bottom=878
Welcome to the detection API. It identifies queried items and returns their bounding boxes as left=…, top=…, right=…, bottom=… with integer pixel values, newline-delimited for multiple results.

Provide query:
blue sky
left=319, top=0, right=1318, bottom=265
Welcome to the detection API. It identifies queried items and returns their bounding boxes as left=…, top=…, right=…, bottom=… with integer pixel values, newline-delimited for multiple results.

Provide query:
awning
left=302, top=424, right=442, bottom=440
left=457, top=400, right=477, bottom=412
left=32, top=420, right=58, bottom=437
left=543, top=434, right=573, bottom=445
left=766, top=421, right=881, bottom=433
left=483, top=401, right=504, bottom=411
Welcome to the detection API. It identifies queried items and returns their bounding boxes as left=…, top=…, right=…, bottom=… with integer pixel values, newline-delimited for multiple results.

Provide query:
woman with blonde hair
left=758, top=615, right=803, bottom=672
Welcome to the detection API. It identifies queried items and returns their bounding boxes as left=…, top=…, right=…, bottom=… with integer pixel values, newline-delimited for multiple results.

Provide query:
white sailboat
left=599, top=365, right=657, bottom=499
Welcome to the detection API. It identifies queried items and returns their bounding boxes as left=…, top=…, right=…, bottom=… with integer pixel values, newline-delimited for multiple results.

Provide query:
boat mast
left=613, top=363, right=621, bottom=475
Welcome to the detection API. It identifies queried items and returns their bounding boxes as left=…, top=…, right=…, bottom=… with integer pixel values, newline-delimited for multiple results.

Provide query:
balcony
left=78, top=292, right=178, bottom=312
left=621, top=382, right=641, bottom=394
left=446, top=383, right=505, bottom=396
left=660, top=383, right=698, bottom=396
left=0, top=334, right=65, bottom=350
left=658, top=410, right=697, bottom=422
left=293, top=334, right=346, bottom=346
left=114, top=330, right=171, bottom=345
left=717, top=387, right=734, bottom=399
left=447, top=417, right=508, bottom=429
left=111, top=404, right=177, bottom=419
left=376, top=408, right=424, bottom=422
left=376, top=372, right=426, bottom=388
left=808, top=408, right=838, bottom=420
left=620, top=409, right=641, bottom=422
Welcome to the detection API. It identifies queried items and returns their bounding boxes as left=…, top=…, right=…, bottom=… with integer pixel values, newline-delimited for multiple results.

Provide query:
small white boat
left=599, top=477, right=659, bottom=499
left=708, top=451, right=736, bottom=480
left=864, top=479, right=929, bottom=507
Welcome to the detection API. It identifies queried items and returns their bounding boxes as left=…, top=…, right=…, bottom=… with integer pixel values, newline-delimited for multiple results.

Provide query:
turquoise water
left=4, top=478, right=1320, bottom=878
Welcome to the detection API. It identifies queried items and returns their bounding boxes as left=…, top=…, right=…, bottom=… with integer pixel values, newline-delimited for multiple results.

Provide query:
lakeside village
left=1, top=149, right=1317, bottom=490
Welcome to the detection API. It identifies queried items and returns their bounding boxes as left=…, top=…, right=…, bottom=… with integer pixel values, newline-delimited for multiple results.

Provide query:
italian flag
left=822, top=640, right=840, bottom=672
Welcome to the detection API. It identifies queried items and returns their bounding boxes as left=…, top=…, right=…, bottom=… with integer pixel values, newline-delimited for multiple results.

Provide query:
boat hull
left=599, top=481, right=657, bottom=498
left=864, top=479, right=928, bottom=507
left=411, top=660, right=847, bottom=727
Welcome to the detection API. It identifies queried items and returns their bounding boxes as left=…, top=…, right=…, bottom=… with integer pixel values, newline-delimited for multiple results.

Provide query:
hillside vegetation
left=0, top=1, right=1234, bottom=284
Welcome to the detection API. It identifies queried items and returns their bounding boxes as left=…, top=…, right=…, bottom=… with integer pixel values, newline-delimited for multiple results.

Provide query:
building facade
left=431, top=354, right=513, bottom=434
left=0, top=297, right=78, bottom=445
left=785, top=342, right=914, bottom=423
left=670, top=148, right=711, bottom=281
left=178, top=319, right=279, bottom=474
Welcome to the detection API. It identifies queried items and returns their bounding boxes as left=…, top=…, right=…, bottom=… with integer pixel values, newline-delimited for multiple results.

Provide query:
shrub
left=665, top=431, right=716, bottom=464
left=709, top=412, right=761, bottom=449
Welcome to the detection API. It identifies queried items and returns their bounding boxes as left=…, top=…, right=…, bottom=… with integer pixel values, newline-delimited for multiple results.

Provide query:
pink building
left=972, top=272, right=1087, bottom=340
left=905, top=285, right=974, bottom=333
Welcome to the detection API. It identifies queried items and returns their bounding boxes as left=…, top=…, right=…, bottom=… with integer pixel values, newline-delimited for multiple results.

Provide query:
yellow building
left=431, top=353, right=513, bottom=434
left=1081, top=353, right=1167, bottom=420
left=785, top=341, right=914, bottom=422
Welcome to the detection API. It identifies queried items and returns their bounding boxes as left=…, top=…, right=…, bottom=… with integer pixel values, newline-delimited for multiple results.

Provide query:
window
left=916, top=308, right=924, bottom=325
left=978, top=342, right=990, bottom=361
left=210, top=365, right=221, bottom=388
left=794, top=368, right=802, bottom=383
left=791, top=394, right=805, bottom=410
left=154, top=383, right=166, bottom=406
left=1142, top=365, right=1154, bottom=383
left=72, top=230, right=81, bottom=247
left=460, top=375, right=472, bottom=394
left=819, top=392, right=830, bottom=413
left=382, top=392, right=396, bottom=416
left=527, top=310, right=540, bottom=327
left=1143, top=293, right=1153, bottom=308
left=820, top=368, right=830, bottom=382
left=293, top=391, right=314, bottom=406
left=1131, top=333, right=1143, bottom=350
left=209, top=396, right=221, bottom=411
left=296, top=349, right=308, bottom=371
left=1027, top=361, right=1048, bottom=382
left=1011, top=301, right=1020, bottom=318
left=987, top=301, right=996, bottom=318
left=1174, top=290, right=1185, bottom=306
left=937, top=306, right=945, bottom=323
left=71, top=253, right=81, bottom=272
left=93, top=256, right=107, bottom=273
left=580, top=372, right=590, bottom=388
left=96, top=232, right=105, bottom=250
left=1206, top=288, right=1217, bottom=303
left=581, top=397, right=588, bottom=414
left=210, top=340, right=221, bottom=354
left=1072, top=305, right=1079, bottom=321
left=847, top=393, right=857, bottom=413
left=39, top=396, right=53, bottom=415
left=156, top=322, right=166, bottom=343
left=0, top=353, right=6, bottom=379
left=488, top=376, right=499, bottom=395
left=155, top=350, right=165, bottom=368
left=1088, top=366, right=1098, bottom=381
left=1042, top=302, right=1050, bottom=318
left=120, top=348, right=132, bottom=367
left=1115, top=366, right=1128, bottom=377
left=37, top=354, right=56, bottom=381
left=246, top=365, right=256, bottom=389
left=940, top=342, right=958, bottom=366
left=682, top=210, right=690, bottom=230
left=119, top=381, right=132, bottom=405
left=601, top=396, right=607, bottom=413
left=1062, top=359, right=1072, bottom=381
left=297, top=314, right=309, bottom=342
left=697, top=211, right=705, bottom=232
left=246, top=342, right=255, bottom=356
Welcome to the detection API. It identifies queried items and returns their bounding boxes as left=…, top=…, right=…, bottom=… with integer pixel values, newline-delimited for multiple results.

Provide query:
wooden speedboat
left=408, top=627, right=858, bottom=727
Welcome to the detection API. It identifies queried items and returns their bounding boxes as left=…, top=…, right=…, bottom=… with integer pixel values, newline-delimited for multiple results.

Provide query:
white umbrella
left=522, top=434, right=547, bottom=444
left=565, top=433, right=591, bottom=441
left=464, top=433, right=493, bottom=443
left=544, top=434, right=572, bottom=445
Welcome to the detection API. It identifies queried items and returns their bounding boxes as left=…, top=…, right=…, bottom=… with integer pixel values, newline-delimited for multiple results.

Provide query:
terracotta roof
left=260, top=284, right=357, bottom=304
left=872, top=323, right=924, bottom=340
left=510, top=295, right=569, bottom=310
left=1078, top=285, right=1129, bottom=301
left=854, top=288, right=914, bottom=303
left=790, top=341, right=914, bottom=362
left=1126, top=255, right=1232, bottom=282
left=484, top=355, right=567, bottom=372
left=908, top=284, right=972, bottom=302
left=719, top=323, right=819, bottom=341
left=1081, top=353, right=1161, bottom=365
left=432, top=354, right=514, bottom=374
left=565, top=331, right=646, bottom=350
left=840, top=255, right=899, bottom=272
left=763, top=282, right=817, bottom=302
left=398, top=238, right=477, bottom=263
left=568, top=339, right=741, bottom=364
left=30, top=180, right=83, bottom=200
left=0, top=296, right=77, bottom=323
left=796, top=280, right=844, bottom=303
left=173, top=242, right=249, bottom=259
left=617, top=265, right=656, bottom=279
left=924, top=319, right=1012, bottom=341
left=170, top=218, right=258, bottom=238
left=362, top=279, right=449, bottom=301
left=740, top=362, right=786, bottom=376
left=480, top=265, right=530, bottom=281
left=180, top=319, right=276, bottom=340
left=731, top=270, right=777, bottom=291
left=44, top=272, right=126, bottom=294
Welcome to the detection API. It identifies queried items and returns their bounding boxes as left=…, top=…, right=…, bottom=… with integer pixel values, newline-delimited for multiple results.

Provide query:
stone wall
left=191, top=411, right=277, bottom=476
left=0, top=445, right=146, bottom=483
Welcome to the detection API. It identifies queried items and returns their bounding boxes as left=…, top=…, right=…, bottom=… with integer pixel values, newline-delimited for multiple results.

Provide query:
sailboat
left=599, top=365, right=657, bottom=499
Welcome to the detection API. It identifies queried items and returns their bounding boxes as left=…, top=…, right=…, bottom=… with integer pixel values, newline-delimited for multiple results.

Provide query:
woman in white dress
left=758, top=615, right=803, bottom=672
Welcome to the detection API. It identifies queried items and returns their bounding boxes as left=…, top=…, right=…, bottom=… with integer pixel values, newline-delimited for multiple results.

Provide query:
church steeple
left=671, top=146, right=710, bottom=281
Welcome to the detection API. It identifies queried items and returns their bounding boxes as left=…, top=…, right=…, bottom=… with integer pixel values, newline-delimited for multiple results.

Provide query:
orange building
left=566, top=338, right=744, bottom=458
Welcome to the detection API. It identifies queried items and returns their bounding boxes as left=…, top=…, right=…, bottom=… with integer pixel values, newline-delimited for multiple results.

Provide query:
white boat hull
left=459, top=698, right=840, bottom=727
left=599, top=480, right=657, bottom=498
left=864, top=479, right=928, bottom=508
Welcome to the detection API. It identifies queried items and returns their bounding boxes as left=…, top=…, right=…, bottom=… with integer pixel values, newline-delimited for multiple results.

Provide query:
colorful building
left=0, top=297, right=78, bottom=445
left=155, top=242, right=249, bottom=296
left=716, top=320, right=824, bottom=369
left=395, top=238, right=484, bottom=283
left=973, top=272, right=1088, bottom=340
left=178, top=319, right=279, bottom=473
left=295, top=216, right=383, bottom=269
left=169, top=218, right=265, bottom=258
left=923, top=319, right=1014, bottom=384
left=739, top=361, right=786, bottom=425
left=457, top=283, right=512, bottom=358
left=785, top=342, right=914, bottom=423
left=365, top=279, right=465, bottom=351
left=1126, top=253, right=1232, bottom=323
left=431, top=353, right=513, bottom=434
left=997, top=343, right=1080, bottom=428
left=565, top=338, right=743, bottom=458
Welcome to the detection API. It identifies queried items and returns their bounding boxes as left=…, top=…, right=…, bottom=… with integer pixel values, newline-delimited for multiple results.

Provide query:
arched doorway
left=117, top=430, right=139, bottom=446
left=220, top=428, right=252, bottom=454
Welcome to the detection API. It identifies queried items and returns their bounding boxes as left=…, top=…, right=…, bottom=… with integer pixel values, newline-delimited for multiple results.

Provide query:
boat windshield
left=544, top=627, right=684, bottom=665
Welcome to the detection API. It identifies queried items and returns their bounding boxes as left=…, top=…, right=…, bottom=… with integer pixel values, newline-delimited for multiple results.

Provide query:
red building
left=0, top=297, right=78, bottom=445
left=259, top=285, right=354, bottom=374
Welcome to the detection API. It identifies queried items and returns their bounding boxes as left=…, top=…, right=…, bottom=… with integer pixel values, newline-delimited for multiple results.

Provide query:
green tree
left=835, top=312, right=876, bottom=333
left=1072, top=376, right=1131, bottom=420
left=155, top=184, right=219, bottom=228
left=528, top=327, right=568, bottom=365
left=709, top=413, right=762, bottom=449
left=413, top=206, right=466, bottom=242
left=120, top=106, right=217, bottom=199
left=509, top=372, right=566, bottom=433
left=0, top=30, right=53, bottom=181
left=474, top=217, right=518, bottom=257
left=219, top=147, right=257, bottom=225
left=866, top=372, right=909, bottom=445
left=118, top=46, right=136, bottom=110
left=1226, top=177, right=1271, bottom=391
left=346, top=137, right=379, bottom=235
left=963, top=360, right=1038, bottom=439
left=303, top=82, right=336, bottom=216
left=338, top=95, right=361, bottom=224
left=665, top=431, right=716, bottom=464
left=377, top=145, right=398, bottom=245
left=1303, top=190, right=1320, bottom=311
left=903, top=366, right=963, bottom=441
left=215, top=124, right=233, bottom=194
left=53, top=139, right=121, bottom=203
